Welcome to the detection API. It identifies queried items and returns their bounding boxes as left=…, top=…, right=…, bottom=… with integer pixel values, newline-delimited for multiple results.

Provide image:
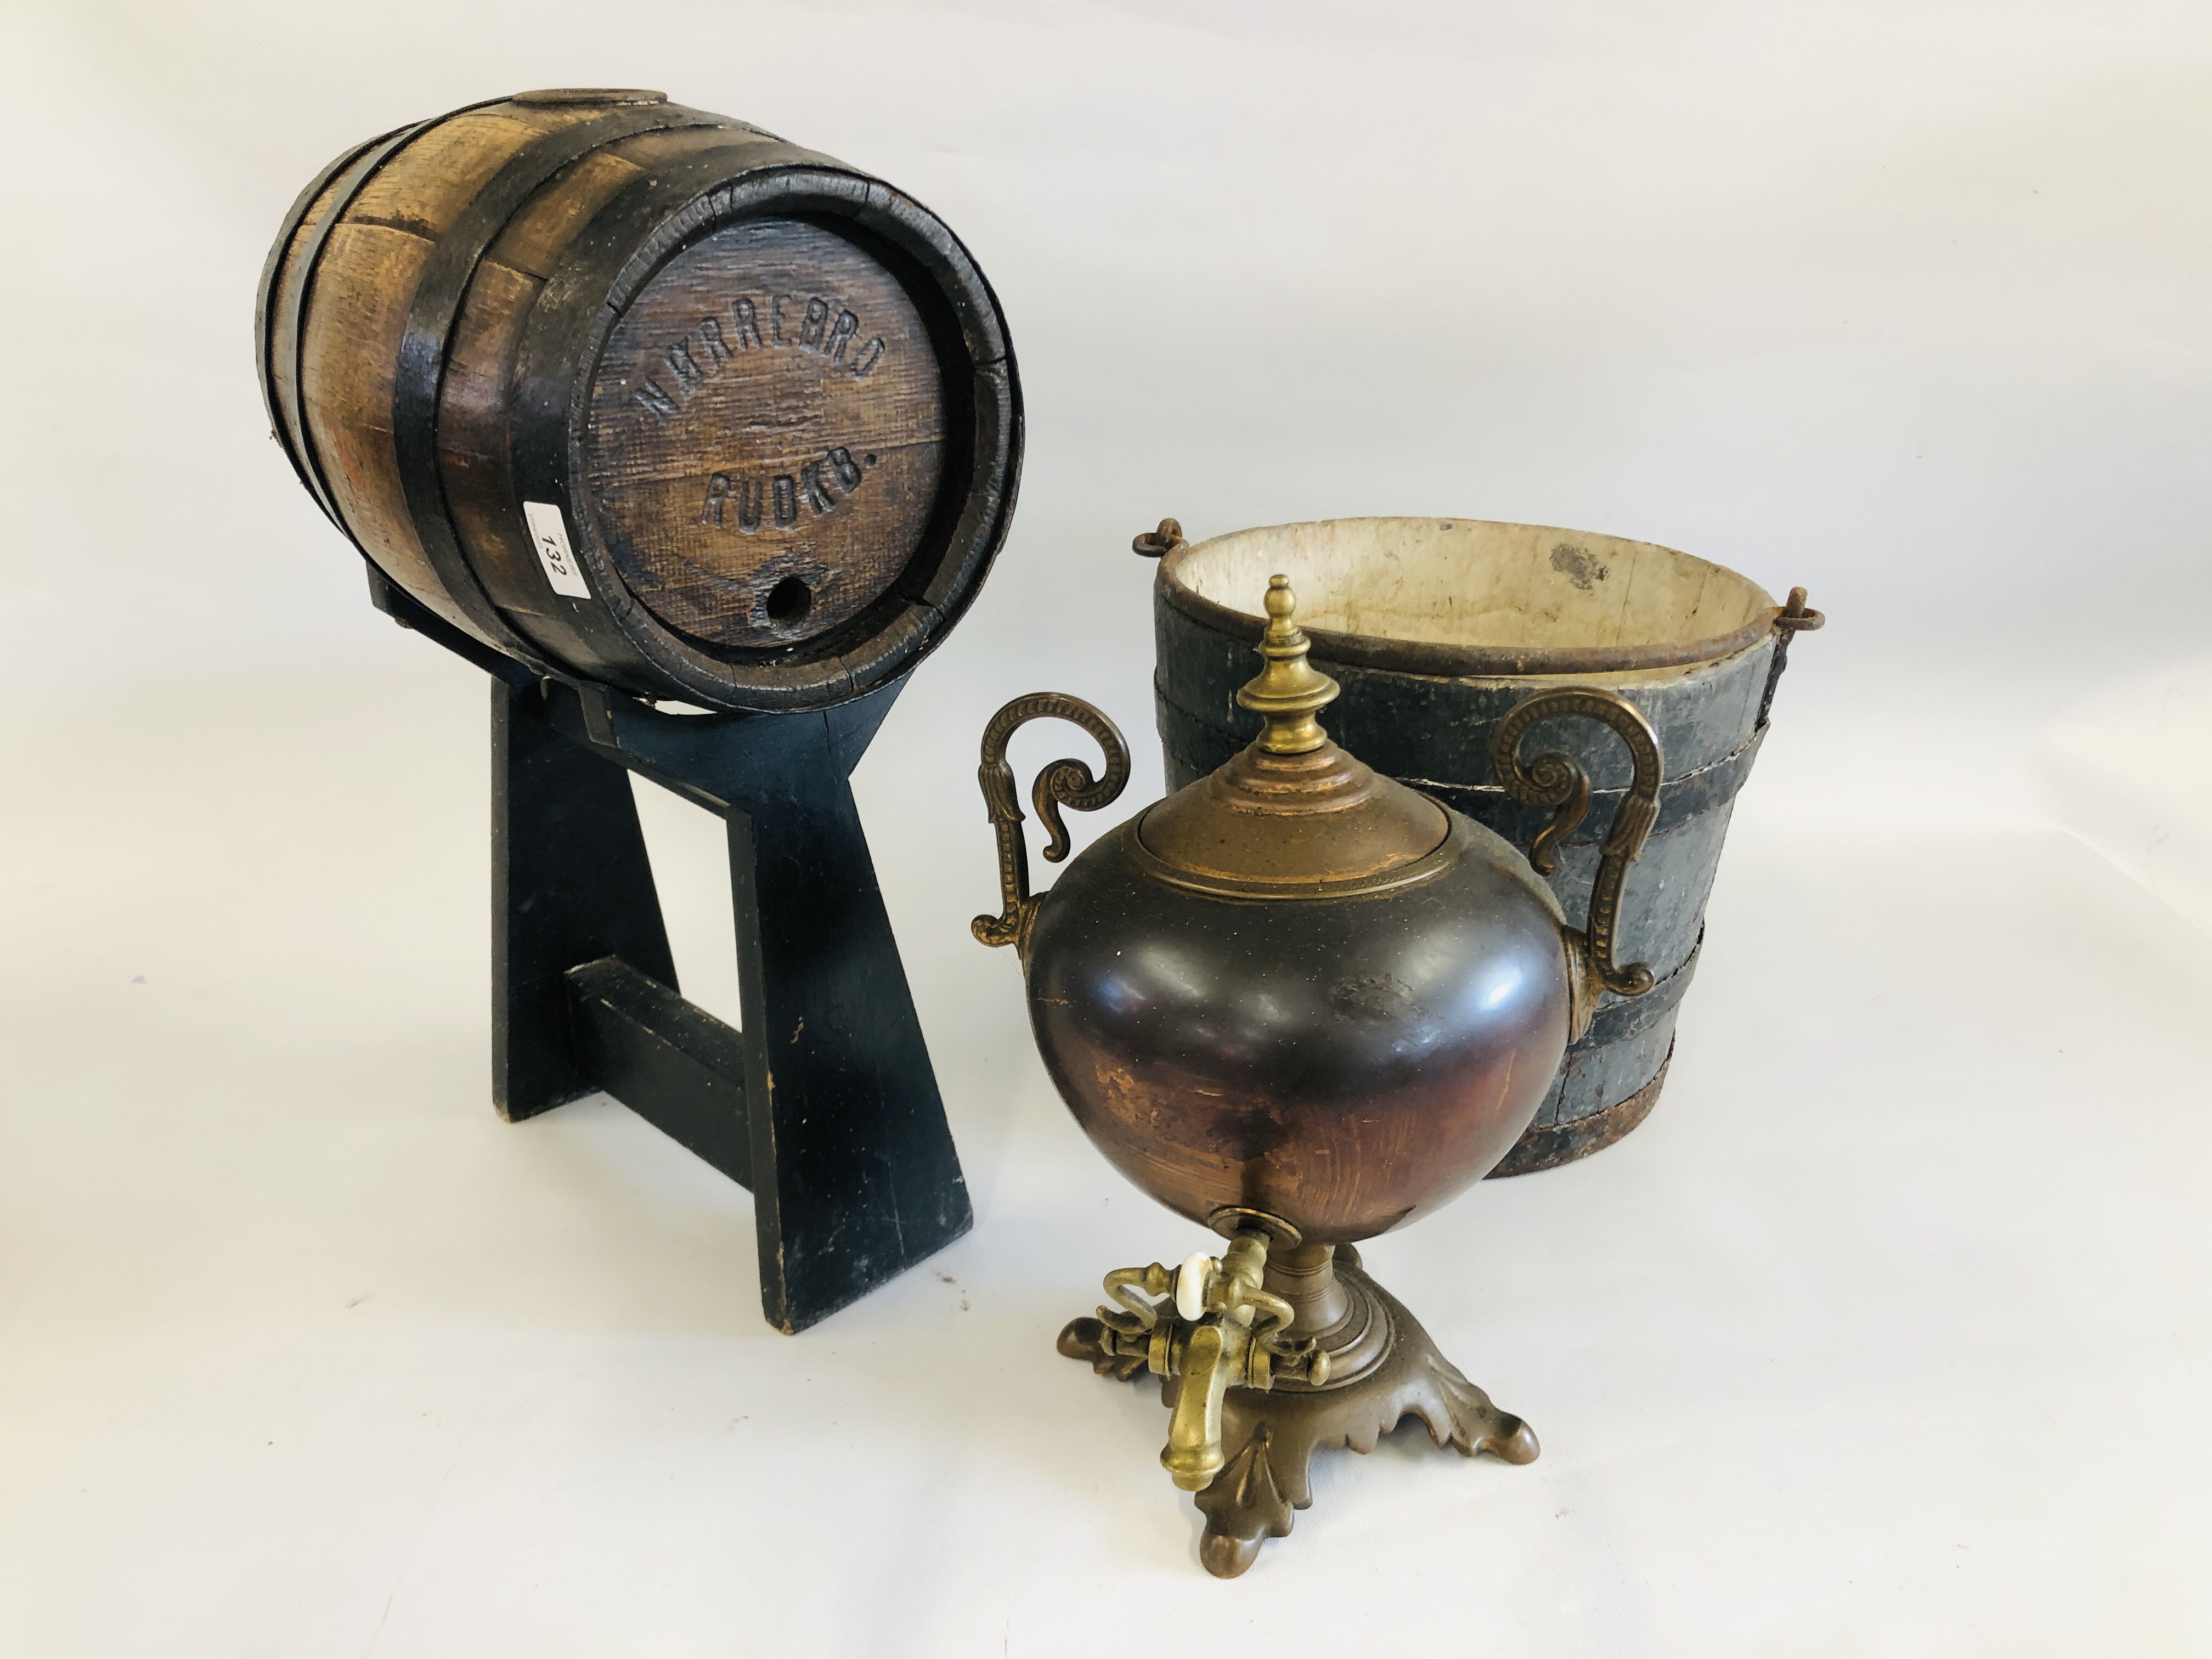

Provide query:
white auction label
left=523, top=500, right=591, bottom=599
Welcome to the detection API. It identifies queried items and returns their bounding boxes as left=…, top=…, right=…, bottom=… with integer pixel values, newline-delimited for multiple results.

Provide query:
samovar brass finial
left=1235, top=576, right=1340, bottom=755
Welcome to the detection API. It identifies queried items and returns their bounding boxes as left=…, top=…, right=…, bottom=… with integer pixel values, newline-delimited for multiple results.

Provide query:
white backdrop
left=3, top=3, right=2208, bottom=1654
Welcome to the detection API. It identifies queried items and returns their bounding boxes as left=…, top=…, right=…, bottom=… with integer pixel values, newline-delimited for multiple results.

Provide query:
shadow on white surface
left=2, top=0, right=2210, bottom=1649
left=2, top=670, right=2208, bottom=1654
left=2040, top=656, right=2212, bottom=938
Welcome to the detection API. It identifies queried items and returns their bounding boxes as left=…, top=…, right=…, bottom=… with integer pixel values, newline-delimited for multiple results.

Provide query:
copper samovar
left=973, top=576, right=1662, bottom=1575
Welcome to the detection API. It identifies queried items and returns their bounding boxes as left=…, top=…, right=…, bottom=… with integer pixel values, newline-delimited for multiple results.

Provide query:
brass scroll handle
left=972, top=693, right=1131, bottom=955
left=1491, top=689, right=1663, bottom=1023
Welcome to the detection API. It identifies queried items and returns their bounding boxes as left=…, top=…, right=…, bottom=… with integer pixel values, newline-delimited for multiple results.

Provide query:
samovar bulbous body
left=1025, top=714, right=1572, bottom=1244
left=973, top=575, right=1662, bottom=1576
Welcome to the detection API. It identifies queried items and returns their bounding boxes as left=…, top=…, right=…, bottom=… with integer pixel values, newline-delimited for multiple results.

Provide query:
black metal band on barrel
left=270, top=121, right=440, bottom=539
left=270, top=99, right=507, bottom=543
left=256, top=125, right=400, bottom=522
left=855, top=188, right=1017, bottom=625
left=390, top=106, right=735, bottom=674
left=509, top=150, right=1019, bottom=710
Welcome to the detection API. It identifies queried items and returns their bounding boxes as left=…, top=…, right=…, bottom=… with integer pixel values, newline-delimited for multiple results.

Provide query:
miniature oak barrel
left=258, top=89, right=1019, bottom=711
left=1150, top=517, right=1815, bottom=1176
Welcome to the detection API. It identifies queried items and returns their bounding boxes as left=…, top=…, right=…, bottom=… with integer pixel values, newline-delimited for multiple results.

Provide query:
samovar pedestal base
left=1059, top=1244, right=1540, bottom=1577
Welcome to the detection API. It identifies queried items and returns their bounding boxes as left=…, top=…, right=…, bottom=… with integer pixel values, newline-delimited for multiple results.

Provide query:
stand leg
left=387, top=584, right=964, bottom=1332
left=729, top=725, right=973, bottom=1334
left=492, top=678, right=676, bottom=1120
left=494, top=674, right=969, bottom=1332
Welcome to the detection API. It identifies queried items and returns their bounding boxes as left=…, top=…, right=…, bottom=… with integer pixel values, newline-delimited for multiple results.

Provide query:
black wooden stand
left=369, top=570, right=970, bottom=1333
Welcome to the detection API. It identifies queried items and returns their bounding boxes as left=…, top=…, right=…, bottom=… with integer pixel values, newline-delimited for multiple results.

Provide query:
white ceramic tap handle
left=1175, top=1251, right=1215, bottom=1322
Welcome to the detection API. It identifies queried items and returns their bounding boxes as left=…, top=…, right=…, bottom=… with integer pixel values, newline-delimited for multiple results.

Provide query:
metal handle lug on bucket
left=1132, top=518, right=1187, bottom=559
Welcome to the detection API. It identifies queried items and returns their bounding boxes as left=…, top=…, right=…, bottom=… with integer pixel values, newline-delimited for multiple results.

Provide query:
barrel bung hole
left=766, top=576, right=814, bottom=628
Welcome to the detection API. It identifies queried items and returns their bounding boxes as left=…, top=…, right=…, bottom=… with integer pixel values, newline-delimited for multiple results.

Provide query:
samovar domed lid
left=1136, top=577, right=1450, bottom=893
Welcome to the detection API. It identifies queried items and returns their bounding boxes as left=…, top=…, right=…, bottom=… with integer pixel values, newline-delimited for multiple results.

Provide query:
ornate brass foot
left=1057, top=1227, right=1539, bottom=1577
left=1188, top=1249, right=1538, bottom=1576
left=1058, top=1316, right=1148, bottom=1380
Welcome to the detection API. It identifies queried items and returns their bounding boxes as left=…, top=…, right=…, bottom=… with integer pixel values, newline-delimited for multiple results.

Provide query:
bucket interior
left=1173, top=518, right=1775, bottom=654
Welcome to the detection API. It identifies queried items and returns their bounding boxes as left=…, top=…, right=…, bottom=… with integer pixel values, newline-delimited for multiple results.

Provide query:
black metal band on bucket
left=1155, top=690, right=1770, bottom=846
left=1413, top=725, right=1770, bottom=848
left=1488, top=1044, right=1674, bottom=1177
left=1582, top=933, right=1700, bottom=1045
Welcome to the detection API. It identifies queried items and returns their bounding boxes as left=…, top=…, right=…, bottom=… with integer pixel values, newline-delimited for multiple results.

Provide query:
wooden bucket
left=1146, top=517, right=1820, bottom=1175
left=258, top=89, right=1018, bottom=712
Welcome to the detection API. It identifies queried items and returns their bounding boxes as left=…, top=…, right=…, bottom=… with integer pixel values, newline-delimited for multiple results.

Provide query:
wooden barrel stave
left=261, top=92, right=1017, bottom=711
